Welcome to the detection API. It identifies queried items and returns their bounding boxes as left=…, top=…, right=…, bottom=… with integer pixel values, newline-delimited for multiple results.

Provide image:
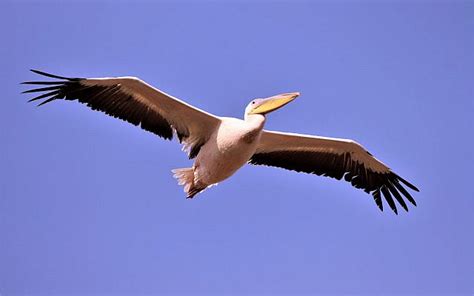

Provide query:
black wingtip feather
left=37, top=96, right=58, bottom=106
left=381, top=185, right=398, bottom=215
left=373, top=189, right=383, bottom=212
left=29, top=69, right=82, bottom=81
left=21, top=81, right=67, bottom=85
left=27, top=90, right=60, bottom=102
left=392, top=180, right=417, bottom=207
left=387, top=181, right=409, bottom=212
left=22, top=85, right=62, bottom=94
left=393, top=173, right=420, bottom=192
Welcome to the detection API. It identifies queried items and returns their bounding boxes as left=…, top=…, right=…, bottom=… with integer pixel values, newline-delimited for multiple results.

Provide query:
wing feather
left=249, top=130, right=419, bottom=213
left=22, top=70, right=221, bottom=158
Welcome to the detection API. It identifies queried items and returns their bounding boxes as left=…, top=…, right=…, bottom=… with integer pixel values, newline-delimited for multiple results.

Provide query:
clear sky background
left=1, top=1, right=473, bottom=295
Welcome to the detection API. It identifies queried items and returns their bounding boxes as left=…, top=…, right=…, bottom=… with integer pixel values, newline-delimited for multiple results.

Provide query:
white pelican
left=22, top=70, right=419, bottom=214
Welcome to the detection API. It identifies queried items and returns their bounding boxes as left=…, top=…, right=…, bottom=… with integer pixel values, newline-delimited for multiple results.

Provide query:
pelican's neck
left=244, top=113, right=266, bottom=130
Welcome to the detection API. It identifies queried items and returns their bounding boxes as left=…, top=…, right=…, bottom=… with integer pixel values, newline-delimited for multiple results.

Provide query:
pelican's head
left=245, top=92, right=300, bottom=117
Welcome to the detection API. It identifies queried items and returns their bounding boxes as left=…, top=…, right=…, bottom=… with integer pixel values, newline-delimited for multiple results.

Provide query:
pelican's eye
left=252, top=101, right=256, bottom=104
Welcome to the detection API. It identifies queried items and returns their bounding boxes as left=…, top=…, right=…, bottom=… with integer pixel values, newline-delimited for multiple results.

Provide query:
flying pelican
left=22, top=70, right=419, bottom=214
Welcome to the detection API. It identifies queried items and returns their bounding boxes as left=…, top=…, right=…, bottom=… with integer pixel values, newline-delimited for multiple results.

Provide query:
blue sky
left=1, top=1, right=473, bottom=295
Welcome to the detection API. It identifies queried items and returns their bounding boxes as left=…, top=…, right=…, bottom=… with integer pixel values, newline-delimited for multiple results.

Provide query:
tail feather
left=172, top=167, right=206, bottom=198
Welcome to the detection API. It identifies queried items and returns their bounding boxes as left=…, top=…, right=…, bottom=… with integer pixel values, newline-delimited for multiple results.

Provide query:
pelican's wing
left=22, top=70, right=221, bottom=158
left=250, top=130, right=419, bottom=214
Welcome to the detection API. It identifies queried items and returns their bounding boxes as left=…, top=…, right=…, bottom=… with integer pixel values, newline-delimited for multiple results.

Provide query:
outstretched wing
left=250, top=130, right=419, bottom=214
left=22, top=70, right=221, bottom=158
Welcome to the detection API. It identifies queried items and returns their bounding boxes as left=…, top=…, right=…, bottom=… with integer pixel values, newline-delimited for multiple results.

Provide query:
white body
left=194, top=115, right=265, bottom=187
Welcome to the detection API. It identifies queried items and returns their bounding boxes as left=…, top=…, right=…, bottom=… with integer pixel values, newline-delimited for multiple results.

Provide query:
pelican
left=22, top=69, right=419, bottom=214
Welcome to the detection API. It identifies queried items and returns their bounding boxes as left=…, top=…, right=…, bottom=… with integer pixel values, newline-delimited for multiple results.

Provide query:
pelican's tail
left=171, top=167, right=206, bottom=198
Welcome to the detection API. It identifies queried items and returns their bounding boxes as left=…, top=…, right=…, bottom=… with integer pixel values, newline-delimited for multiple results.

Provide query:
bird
left=22, top=69, right=419, bottom=214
